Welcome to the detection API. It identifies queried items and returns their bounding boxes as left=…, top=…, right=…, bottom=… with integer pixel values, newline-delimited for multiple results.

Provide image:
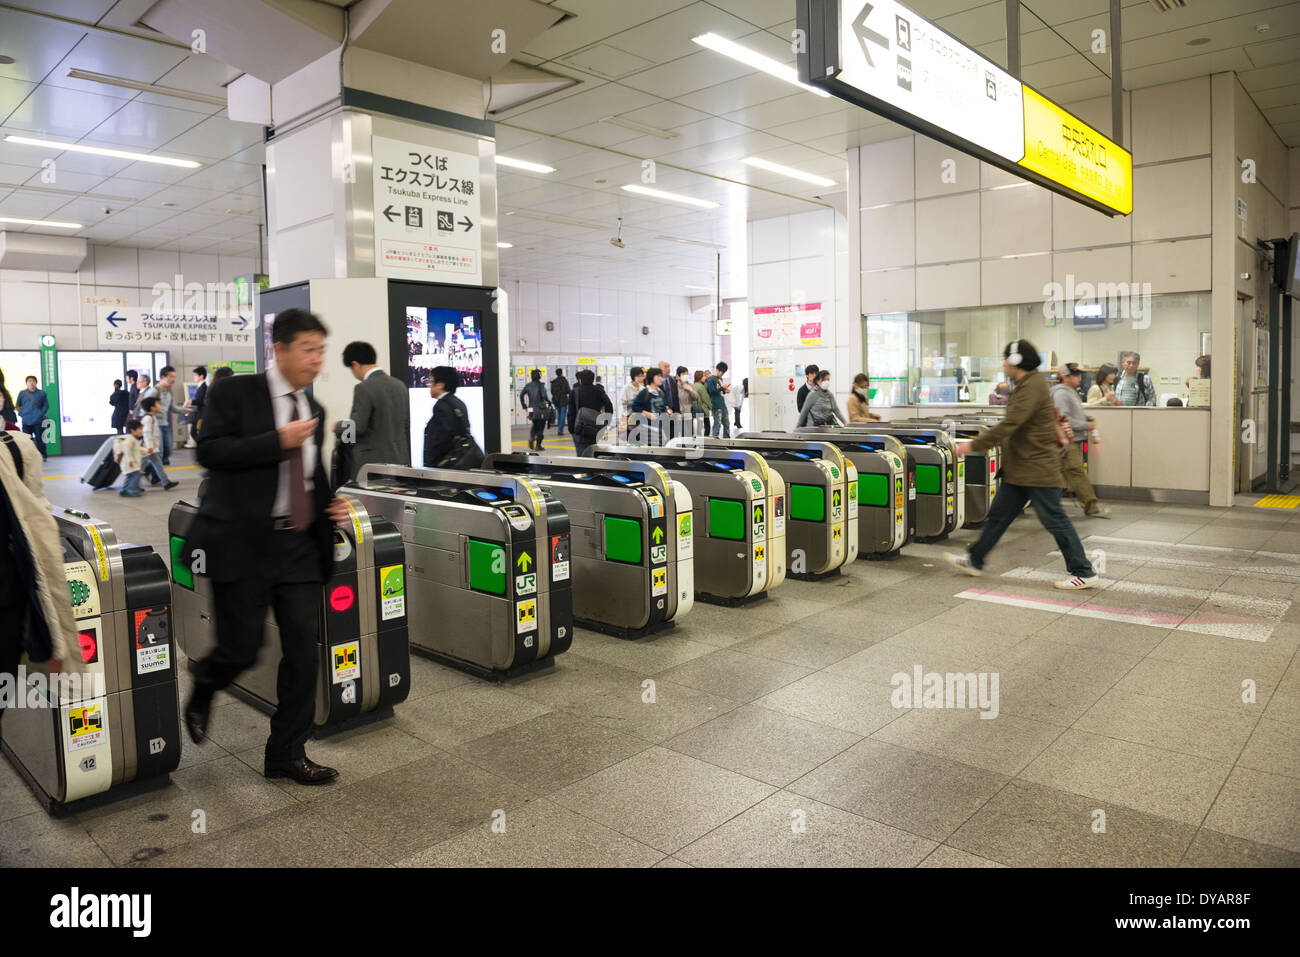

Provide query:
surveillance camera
left=609, top=237, right=625, bottom=249
left=102, top=207, right=113, bottom=215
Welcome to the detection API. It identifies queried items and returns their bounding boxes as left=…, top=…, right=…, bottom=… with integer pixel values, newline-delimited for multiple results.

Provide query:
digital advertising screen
left=389, top=282, right=499, bottom=463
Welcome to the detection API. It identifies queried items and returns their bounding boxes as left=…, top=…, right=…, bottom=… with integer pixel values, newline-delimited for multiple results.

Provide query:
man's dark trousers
left=195, top=527, right=322, bottom=762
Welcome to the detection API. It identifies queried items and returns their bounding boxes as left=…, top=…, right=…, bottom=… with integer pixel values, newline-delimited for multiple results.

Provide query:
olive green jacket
left=969, top=369, right=1064, bottom=487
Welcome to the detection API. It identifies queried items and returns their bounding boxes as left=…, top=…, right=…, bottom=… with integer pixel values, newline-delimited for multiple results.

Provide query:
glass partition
left=864, top=293, right=1212, bottom=408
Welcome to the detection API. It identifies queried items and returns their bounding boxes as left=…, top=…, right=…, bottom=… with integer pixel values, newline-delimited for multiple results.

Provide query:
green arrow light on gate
left=516, top=552, right=533, bottom=571
left=754, top=505, right=763, bottom=523
left=652, top=526, right=664, bottom=544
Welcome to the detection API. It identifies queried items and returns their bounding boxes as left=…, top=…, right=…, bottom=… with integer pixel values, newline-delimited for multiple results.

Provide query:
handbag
left=437, top=433, right=484, bottom=470
left=1054, top=409, right=1074, bottom=454
left=574, top=405, right=600, bottom=439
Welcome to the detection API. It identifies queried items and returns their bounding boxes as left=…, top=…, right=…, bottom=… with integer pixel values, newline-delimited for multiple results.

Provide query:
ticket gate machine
left=750, top=430, right=907, bottom=559
left=912, top=419, right=1001, bottom=526
left=843, top=425, right=962, bottom=541
left=589, top=443, right=786, bottom=605
left=344, top=464, right=573, bottom=680
left=483, top=452, right=691, bottom=638
left=669, top=436, right=853, bottom=579
left=2, top=508, right=180, bottom=816
left=169, top=495, right=411, bottom=732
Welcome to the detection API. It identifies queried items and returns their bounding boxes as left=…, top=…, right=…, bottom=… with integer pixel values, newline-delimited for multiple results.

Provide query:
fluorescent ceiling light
left=692, top=33, right=830, bottom=98
left=505, top=210, right=604, bottom=230
left=599, top=115, right=678, bottom=139
left=622, top=184, right=719, bottom=209
left=4, top=135, right=200, bottom=168
left=497, top=242, right=513, bottom=248
left=742, top=156, right=836, bottom=187
left=65, top=69, right=227, bottom=107
left=495, top=155, right=555, bottom=173
left=655, top=234, right=726, bottom=249
left=0, top=215, right=82, bottom=229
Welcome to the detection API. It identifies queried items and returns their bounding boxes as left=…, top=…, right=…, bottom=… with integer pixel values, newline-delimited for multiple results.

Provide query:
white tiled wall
left=855, top=78, right=1216, bottom=316
left=0, top=244, right=258, bottom=376
left=499, top=278, right=709, bottom=372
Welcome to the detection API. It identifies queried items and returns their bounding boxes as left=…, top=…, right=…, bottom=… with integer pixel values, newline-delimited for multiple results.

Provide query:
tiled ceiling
left=0, top=0, right=1297, bottom=296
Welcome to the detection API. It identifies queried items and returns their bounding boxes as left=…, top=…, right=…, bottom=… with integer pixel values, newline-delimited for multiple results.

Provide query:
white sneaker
left=1084, top=507, right=1111, bottom=519
left=1055, top=575, right=1099, bottom=590
left=945, top=553, right=983, bottom=577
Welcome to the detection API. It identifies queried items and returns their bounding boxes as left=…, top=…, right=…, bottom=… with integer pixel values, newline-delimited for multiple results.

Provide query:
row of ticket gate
left=2, top=417, right=1002, bottom=815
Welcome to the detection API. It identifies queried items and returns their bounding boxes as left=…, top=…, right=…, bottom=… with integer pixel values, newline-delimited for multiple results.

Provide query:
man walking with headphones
left=945, top=339, right=1098, bottom=590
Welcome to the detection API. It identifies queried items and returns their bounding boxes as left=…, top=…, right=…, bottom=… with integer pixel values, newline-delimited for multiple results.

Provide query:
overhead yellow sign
left=1018, top=86, right=1132, bottom=216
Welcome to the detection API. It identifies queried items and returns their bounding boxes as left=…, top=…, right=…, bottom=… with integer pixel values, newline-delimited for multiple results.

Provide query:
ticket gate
left=482, top=452, right=691, bottom=639
left=843, top=425, right=961, bottom=542
left=169, top=495, right=411, bottom=733
left=752, top=430, right=907, bottom=559
left=344, top=464, right=573, bottom=680
left=589, top=443, right=786, bottom=605
left=2, top=508, right=180, bottom=816
left=912, top=419, right=1000, bottom=526
left=669, top=436, right=853, bottom=579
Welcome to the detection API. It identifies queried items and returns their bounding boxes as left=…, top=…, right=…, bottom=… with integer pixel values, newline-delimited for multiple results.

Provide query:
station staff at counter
left=182, top=308, right=352, bottom=786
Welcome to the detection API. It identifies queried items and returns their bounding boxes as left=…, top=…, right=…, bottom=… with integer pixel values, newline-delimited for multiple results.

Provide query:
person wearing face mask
left=797, top=369, right=847, bottom=428
left=847, top=373, right=882, bottom=422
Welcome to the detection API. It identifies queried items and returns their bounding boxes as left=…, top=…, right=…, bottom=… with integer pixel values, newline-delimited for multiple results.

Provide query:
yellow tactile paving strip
left=1254, top=494, right=1300, bottom=509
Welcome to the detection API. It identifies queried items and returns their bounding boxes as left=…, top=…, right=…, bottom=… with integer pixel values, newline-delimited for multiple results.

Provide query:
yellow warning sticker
left=86, top=525, right=109, bottom=582
left=67, top=703, right=104, bottom=751
left=652, top=567, right=667, bottom=596
left=832, top=525, right=843, bottom=541
left=342, top=499, right=363, bottom=544
left=754, top=543, right=765, bottom=562
left=331, top=641, right=360, bottom=684
left=516, top=599, right=537, bottom=634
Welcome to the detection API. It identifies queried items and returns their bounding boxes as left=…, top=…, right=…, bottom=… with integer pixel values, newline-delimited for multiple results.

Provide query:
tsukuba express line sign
left=797, top=0, right=1133, bottom=216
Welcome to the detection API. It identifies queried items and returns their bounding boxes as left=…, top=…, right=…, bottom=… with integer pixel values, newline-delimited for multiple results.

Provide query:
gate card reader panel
left=666, top=437, right=847, bottom=578
left=849, top=426, right=964, bottom=535
left=589, top=444, right=783, bottom=602
left=838, top=427, right=949, bottom=542
left=911, top=419, right=999, bottom=526
left=346, top=464, right=572, bottom=677
left=481, top=452, right=685, bottom=637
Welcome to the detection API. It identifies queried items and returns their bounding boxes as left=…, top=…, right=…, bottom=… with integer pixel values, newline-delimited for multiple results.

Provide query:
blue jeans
left=142, top=453, right=169, bottom=484
left=968, top=483, right=1095, bottom=578
left=120, top=470, right=142, bottom=494
left=711, top=409, right=730, bottom=438
left=160, top=424, right=172, bottom=464
left=555, top=404, right=567, bottom=433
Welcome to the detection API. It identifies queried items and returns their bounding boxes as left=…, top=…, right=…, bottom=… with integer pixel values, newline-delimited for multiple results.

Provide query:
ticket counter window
left=864, top=292, right=1211, bottom=408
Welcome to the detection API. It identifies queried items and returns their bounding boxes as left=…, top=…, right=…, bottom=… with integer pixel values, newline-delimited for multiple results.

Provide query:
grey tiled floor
left=3, top=449, right=1299, bottom=867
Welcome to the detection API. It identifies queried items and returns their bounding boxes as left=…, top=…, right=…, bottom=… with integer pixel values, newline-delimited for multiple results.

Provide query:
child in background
left=138, top=397, right=179, bottom=490
left=115, top=418, right=146, bottom=497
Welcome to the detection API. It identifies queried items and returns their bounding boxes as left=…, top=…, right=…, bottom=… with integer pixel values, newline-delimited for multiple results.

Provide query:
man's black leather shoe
left=183, top=694, right=209, bottom=745
left=264, top=756, right=339, bottom=785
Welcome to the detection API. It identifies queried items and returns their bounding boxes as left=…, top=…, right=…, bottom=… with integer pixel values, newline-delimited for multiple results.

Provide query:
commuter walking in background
left=424, top=366, right=480, bottom=468
left=798, top=369, right=847, bottom=427
left=658, top=360, right=680, bottom=417
left=621, top=366, right=645, bottom=435
left=520, top=369, right=551, bottom=451
left=339, top=341, right=410, bottom=482
left=1115, top=352, right=1155, bottom=406
left=184, top=366, right=208, bottom=446
left=691, top=370, right=710, bottom=432
left=1086, top=363, right=1118, bottom=406
left=945, top=339, right=1098, bottom=590
left=134, top=373, right=155, bottom=416
left=125, top=369, right=140, bottom=413
left=550, top=368, right=571, bottom=435
left=114, top=418, right=146, bottom=497
left=137, top=397, right=178, bottom=490
left=183, top=308, right=350, bottom=786
left=1053, top=363, right=1107, bottom=518
left=632, top=367, right=669, bottom=444
left=156, top=365, right=179, bottom=465
left=707, top=362, right=730, bottom=438
left=1, top=370, right=18, bottom=430
left=16, top=376, right=48, bottom=461
left=727, top=374, right=744, bottom=429
left=109, top=379, right=130, bottom=434
left=848, top=373, right=882, bottom=422
left=796, top=364, right=819, bottom=415
left=569, top=369, right=613, bottom=457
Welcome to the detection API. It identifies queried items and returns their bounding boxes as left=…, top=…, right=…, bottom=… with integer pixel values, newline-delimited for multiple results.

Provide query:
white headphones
left=1006, top=340, right=1023, bottom=366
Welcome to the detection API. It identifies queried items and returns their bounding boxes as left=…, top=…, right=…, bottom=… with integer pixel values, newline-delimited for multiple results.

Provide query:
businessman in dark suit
left=182, top=309, right=351, bottom=785
left=338, top=340, right=411, bottom=480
